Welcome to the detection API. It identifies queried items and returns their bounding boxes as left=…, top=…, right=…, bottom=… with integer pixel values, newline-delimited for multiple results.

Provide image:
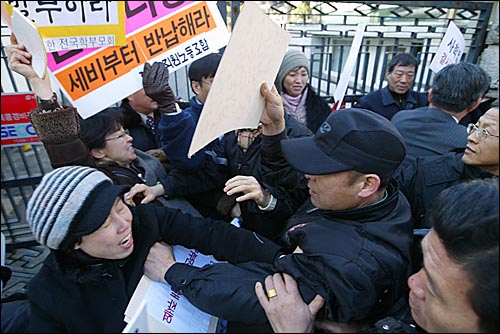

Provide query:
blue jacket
left=158, top=96, right=221, bottom=173
left=356, top=86, right=428, bottom=120
left=302, top=85, right=332, bottom=133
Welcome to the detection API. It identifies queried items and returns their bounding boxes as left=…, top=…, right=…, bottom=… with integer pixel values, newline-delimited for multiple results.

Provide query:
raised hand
left=6, top=33, right=52, bottom=99
left=260, top=83, right=285, bottom=135
left=142, top=62, right=177, bottom=113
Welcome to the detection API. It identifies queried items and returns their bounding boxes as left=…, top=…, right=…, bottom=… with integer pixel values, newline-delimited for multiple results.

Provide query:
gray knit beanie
left=26, top=166, right=128, bottom=250
left=275, top=49, right=310, bottom=94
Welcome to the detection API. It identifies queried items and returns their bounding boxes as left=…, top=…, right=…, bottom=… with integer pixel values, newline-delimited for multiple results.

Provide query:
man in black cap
left=144, top=83, right=414, bottom=332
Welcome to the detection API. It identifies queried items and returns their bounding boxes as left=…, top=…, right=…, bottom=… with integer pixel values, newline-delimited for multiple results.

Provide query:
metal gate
left=249, top=1, right=494, bottom=104
left=1, top=1, right=495, bottom=248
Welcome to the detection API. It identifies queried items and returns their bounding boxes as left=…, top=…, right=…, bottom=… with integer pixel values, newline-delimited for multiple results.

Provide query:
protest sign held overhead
left=3, top=1, right=126, bottom=51
left=8, top=1, right=230, bottom=119
left=188, top=1, right=291, bottom=158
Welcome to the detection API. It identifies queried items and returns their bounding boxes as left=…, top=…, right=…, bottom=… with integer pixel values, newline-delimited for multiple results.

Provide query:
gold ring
left=267, top=288, right=277, bottom=299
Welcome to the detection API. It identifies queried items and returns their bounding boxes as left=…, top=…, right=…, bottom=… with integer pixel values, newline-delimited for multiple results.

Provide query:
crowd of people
left=2, top=30, right=498, bottom=334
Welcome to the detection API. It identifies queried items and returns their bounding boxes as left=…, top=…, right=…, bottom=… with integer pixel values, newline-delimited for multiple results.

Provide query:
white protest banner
left=188, top=1, right=291, bottom=157
left=124, top=246, right=218, bottom=333
left=9, top=1, right=230, bottom=119
left=4, top=1, right=126, bottom=51
left=429, top=21, right=465, bottom=73
left=332, top=23, right=365, bottom=111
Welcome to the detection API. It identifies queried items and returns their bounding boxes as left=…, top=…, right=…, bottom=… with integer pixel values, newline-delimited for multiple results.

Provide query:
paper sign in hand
left=188, top=2, right=291, bottom=158
left=11, top=5, right=47, bottom=79
left=123, top=246, right=218, bottom=333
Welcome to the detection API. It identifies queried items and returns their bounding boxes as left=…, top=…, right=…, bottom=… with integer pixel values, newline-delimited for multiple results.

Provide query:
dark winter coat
left=161, top=129, right=413, bottom=332
left=355, top=86, right=428, bottom=120
left=27, top=205, right=282, bottom=333
left=303, top=85, right=331, bottom=133
left=396, top=150, right=498, bottom=229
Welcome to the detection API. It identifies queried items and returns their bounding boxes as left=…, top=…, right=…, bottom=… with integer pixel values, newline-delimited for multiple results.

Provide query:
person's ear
left=358, top=174, right=381, bottom=198
left=191, top=80, right=201, bottom=96
left=73, top=242, right=81, bottom=250
left=90, top=148, right=106, bottom=159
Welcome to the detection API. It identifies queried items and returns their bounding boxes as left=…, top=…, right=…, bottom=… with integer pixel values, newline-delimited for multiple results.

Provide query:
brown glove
left=29, top=106, right=95, bottom=168
left=29, top=107, right=80, bottom=144
left=142, top=62, right=177, bottom=114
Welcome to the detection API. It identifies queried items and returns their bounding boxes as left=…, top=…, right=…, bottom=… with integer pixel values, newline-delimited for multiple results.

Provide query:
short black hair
left=188, top=53, right=222, bottom=82
left=431, top=62, right=490, bottom=113
left=387, top=53, right=418, bottom=73
left=79, top=107, right=124, bottom=150
left=431, top=179, right=499, bottom=333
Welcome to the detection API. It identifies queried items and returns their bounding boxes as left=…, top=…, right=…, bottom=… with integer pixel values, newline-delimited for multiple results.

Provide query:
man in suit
left=391, top=62, right=490, bottom=170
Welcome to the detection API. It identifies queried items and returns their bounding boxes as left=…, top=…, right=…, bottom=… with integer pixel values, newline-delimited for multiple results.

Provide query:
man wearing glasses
left=396, top=104, right=499, bottom=230
left=395, top=104, right=498, bottom=274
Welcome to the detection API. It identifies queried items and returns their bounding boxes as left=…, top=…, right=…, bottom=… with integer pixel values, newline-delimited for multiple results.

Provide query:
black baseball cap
left=281, top=108, right=406, bottom=178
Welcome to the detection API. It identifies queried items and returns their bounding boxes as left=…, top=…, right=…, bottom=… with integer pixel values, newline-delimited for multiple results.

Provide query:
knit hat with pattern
left=275, top=49, right=310, bottom=94
left=26, top=166, right=128, bottom=250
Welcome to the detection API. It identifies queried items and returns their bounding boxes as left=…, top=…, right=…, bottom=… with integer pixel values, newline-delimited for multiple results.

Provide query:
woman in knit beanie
left=24, top=165, right=283, bottom=332
left=275, top=49, right=331, bottom=133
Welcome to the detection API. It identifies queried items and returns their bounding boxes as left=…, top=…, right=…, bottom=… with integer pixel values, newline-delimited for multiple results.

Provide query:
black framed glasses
left=466, top=123, right=499, bottom=141
left=105, top=129, right=130, bottom=141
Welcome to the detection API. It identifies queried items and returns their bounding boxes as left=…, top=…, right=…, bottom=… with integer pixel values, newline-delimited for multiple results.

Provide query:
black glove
left=216, top=193, right=239, bottom=217
left=142, top=62, right=176, bottom=114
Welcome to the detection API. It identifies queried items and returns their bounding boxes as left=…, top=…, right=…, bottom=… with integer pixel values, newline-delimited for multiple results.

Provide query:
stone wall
left=479, top=3, right=499, bottom=99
